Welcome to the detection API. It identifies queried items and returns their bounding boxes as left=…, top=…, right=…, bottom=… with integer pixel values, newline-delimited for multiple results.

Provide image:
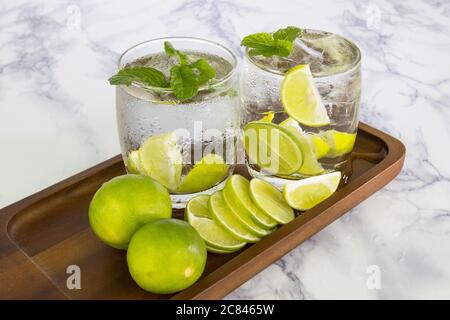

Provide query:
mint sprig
left=241, top=26, right=303, bottom=58
left=109, top=41, right=216, bottom=101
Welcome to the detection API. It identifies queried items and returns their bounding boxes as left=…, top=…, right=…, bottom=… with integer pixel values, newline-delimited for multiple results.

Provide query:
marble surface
left=1, top=0, right=450, bottom=299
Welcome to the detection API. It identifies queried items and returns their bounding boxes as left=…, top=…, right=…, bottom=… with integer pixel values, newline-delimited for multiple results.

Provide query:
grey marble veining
left=1, top=0, right=450, bottom=299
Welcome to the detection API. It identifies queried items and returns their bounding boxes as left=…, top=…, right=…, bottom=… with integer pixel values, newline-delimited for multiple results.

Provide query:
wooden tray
left=0, top=122, right=405, bottom=300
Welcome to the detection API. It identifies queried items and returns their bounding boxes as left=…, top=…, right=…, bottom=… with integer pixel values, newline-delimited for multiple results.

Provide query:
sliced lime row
left=249, top=178, right=295, bottom=224
left=185, top=195, right=246, bottom=251
left=208, top=191, right=260, bottom=243
left=126, top=150, right=143, bottom=174
left=243, top=121, right=303, bottom=176
left=310, top=134, right=330, bottom=159
left=280, top=118, right=324, bottom=176
left=223, top=175, right=278, bottom=229
left=178, top=154, right=229, bottom=193
left=280, top=64, right=330, bottom=127
left=321, top=130, right=356, bottom=158
left=139, top=132, right=182, bottom=191
left=206, top=245, right=242, bottom=254
left=283, top=171, right=341, bottom=211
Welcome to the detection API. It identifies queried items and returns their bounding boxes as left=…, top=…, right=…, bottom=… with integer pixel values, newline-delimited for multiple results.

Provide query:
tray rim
left=0, top=122, right=405, bottom=300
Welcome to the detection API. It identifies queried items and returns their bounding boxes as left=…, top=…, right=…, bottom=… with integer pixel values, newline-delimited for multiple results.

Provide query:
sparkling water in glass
left=241, top=29, right=361, bottom=186
left=116, top=38, right=239, bottom=208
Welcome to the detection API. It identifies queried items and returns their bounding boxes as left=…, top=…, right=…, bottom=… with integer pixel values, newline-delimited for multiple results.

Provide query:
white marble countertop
left=1, top=0, right=450, bottom=299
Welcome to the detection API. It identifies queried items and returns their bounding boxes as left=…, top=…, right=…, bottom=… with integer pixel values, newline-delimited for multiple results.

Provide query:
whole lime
left=127, top=219, right=207, bottom=294
left=89, top=174, right=172, bottom=250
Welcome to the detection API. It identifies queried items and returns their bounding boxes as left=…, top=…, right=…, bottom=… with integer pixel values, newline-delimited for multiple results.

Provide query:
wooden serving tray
left=0, top=122, right=405, bottom=300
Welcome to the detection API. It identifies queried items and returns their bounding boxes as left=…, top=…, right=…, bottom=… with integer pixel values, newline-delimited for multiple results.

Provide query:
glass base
left=170, top=179, right=228, bottom=209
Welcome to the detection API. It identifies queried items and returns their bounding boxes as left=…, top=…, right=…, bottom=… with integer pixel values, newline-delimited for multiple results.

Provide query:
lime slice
left=321, top=130, right=356, bottom=158
left=249, top=178, right=294, bottom=224
left=260, top=111, right=275, bottom=123
left=126, top=150, right=143, bottom=174
left=283, top=172, right=341, bottom=210
left=280, top=118, right=324, bottom=176
left=206, top=245, right=241, bottom=254
left=139, top=132, right=183, bottom=191
left=178, top=154, right=229, bottom=193
left=223, top=175, right=278, bottom=229
left=243, top=122, right=303, bottom=175
left=185, top=195, right=246, bottom=251
left=310, top=134, right=330, bottom=159
left=208, top=191, right=260, bottom=243
left=280, top=64, right=330, bottom=127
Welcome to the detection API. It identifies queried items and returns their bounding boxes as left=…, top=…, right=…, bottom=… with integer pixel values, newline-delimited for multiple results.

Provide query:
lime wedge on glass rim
left=280, top=64, right=330, bottom=127
left=178, top=153, right=229, bottom=193
left=243, top=121, right=303, bottom=176
left=283, top=171, right=341, bottom=211
left=185, top=195, right=246, bottom=252
left=138, top=132, right=182, bottom=192
left=249, top=178, right=295, bottom=224
left=222, top=175, right=278, bottom=229
left=208, top=191, right=260, bottom=243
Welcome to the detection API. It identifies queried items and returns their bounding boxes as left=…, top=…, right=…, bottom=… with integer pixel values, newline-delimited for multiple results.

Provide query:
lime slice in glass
left=138, top=132, right=183, bottom=192
left=178, top=154, right=229, bottom=193
left=321, top=130, right=356, bottom=158
left=280, top=118, right=324, bottom=176
left=281, top=64, right=330, bottom=127
left=208, top=191, right=260, bottom=243
left=126, top=150, right=143, bottom=174
left=185, top=195, right=246, bottom=251
left=259, top=111, right=275, bottom=123
left=310, top=134, right=330, bottom=159
left=283, top=171, right=341, bottom=211
left=243, top=122, right=303, bottom=175
left=223, top=175, right=278, bottom=229
left=249, top=178, right=295, bottom=224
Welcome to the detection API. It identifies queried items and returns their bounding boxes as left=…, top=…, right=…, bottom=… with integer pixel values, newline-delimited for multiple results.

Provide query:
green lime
left=139, top=132, right=183, bottom=192
left=126, top=150, right=143, bottom=174
left=185, top=195, right=246, bottom=251
left=243, top=121, right=303, bottom=175
left=127, top=219, right=206, bottom=294
left=249, top=178, right=295, bottom=224
left=178, top=154, right=229, bottom=193
left=321, top=130, right=356, bottom=158
left=283, top=172, right=341, bottom=210
left=280, top=118, right=324, bottom=176
left=208, top=191, right=260, bottom=243
left=280, top=64, right=330, bottom=127
left=310, top=134, right=330, bottom=159
left=206, top=245, right=242, bottom=254
left=89, top=174, right=172, bottom=250
left=223, top=175, right=277, bottom=229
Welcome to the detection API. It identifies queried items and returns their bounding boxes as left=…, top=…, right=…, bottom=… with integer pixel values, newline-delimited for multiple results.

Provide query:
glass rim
left=117, top=36, right=239, bottom=93
left=244, top=29, right=362, bottom=78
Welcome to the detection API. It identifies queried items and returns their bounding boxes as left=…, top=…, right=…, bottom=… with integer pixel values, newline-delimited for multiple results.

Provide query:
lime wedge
left=310, top=134, right=330, bottom=159
left=178, top=154, right=229, bottom=193
left=243, top=122, right=303, bottom=175
left=206, top=245, right=241, bottom=254
left=139, top=132, right=183, bottom=191
left=283, top=172, right=341, bottom=210
left=280, top=64, right=330, bottom=127
left=321, top=130, right=356, bottom=158
left=208, top=191, right=260, bottom=243
left=185, top=195, right=246, bottom=251
left=249, top=178, right=294, bottom=224
left=223, top=175, right=278, bottom=229
left=126, top=150, right=143, bottom=174
left=280, top=118, right=324, bottom=176
left=260, top=111, right=275, bottom=123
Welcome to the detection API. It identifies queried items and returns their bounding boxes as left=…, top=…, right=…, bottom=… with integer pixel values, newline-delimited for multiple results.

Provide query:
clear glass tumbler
left=241, top=29, right=361, bottom=187
left=116, top=37, right=239, bottom=208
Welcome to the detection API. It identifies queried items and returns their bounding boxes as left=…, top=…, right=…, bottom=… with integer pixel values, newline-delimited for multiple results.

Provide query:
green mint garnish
left=241, top=26, right=303, bottom=58
left=108, top=67, right=168, bottom=87
left=109, top=41, right=217, bottom=101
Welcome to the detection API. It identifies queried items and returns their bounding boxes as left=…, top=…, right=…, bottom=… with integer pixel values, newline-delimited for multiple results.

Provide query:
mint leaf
left=241, top=27, right=302, bottom=58
left=164, top=41, right=188, bottom=65
left=190, top=58, right=216, bottom=85
left=108, top=67, right=167, bottom=87
left=170, top=65, right=199, bottom=101
left=273, top=26, right=302, bottom=41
